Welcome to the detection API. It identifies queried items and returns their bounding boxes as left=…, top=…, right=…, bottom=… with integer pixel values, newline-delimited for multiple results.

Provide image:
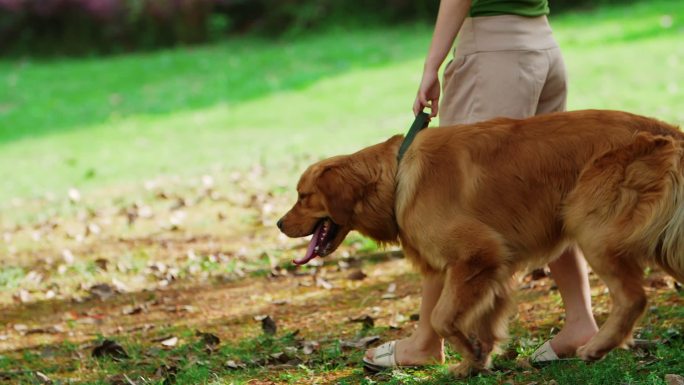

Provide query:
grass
left=1, top=252, right=680, bottom=384
left=0, top=0, right=683, bottom=207
left=0, top=25, right=433, bottom=207
left=0, top=1, right=683, bottom=384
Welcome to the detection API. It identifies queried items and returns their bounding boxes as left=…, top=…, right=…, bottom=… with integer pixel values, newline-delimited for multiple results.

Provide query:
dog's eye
left=297, top=193, right=311, bottom=202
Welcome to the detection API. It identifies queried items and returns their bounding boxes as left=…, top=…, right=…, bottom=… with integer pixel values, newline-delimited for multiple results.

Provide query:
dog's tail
left=618, top=134, right=684, bottom=283
left=656, top=170, right=684, bottom=283
left=566, top=132, right=684, bottom=283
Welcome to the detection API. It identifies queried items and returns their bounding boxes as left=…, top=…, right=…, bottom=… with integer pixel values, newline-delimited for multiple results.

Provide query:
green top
left=469, top=0, right=550, bottom=17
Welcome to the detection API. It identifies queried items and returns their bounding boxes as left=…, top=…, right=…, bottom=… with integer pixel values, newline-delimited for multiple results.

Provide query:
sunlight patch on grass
left=0, top=59, right=423, bottom=204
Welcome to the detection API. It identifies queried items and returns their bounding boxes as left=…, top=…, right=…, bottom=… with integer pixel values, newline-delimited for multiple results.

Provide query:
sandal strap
left=531, top=340, right=559, bottom=363
left=364, top=340, right=397, bottom=368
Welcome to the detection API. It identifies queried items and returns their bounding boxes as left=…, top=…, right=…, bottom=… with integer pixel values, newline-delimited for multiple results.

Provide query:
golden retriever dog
left=277, top=110, right=684, bottom=376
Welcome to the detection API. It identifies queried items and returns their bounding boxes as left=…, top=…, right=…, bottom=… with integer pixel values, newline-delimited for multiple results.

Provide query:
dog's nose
left=276, top=218, right=284, bottom=231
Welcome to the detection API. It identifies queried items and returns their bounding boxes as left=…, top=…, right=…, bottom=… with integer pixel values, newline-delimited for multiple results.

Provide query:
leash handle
left=397, top=111, right=431, bottom=162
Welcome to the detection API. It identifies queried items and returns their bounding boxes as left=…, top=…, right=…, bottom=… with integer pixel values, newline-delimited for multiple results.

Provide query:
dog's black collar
left=397, top=111, right=431, bottom=162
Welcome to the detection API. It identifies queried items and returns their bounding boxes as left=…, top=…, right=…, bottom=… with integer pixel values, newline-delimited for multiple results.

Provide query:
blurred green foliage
left=0, top=0, right=641, bottom=56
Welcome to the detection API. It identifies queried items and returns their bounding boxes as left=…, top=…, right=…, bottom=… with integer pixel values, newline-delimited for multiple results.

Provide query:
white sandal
left=362, top=341, right=400, bottom=372
left=528, top=340, right=581, bottom=367
left=530, top=340, right=559, bottom=363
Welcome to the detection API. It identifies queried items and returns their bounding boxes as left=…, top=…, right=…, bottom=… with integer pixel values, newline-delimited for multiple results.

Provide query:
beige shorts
left=440, top=15, right=567, bottom=126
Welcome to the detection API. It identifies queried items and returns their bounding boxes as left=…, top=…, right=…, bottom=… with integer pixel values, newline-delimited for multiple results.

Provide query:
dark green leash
left=397, top=111, right=431, bottom=162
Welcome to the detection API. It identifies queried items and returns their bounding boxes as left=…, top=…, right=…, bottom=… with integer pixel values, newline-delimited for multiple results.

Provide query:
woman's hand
left=413, top=0, right=472, bottom=118
left=413, top=69, right=441, bottom=117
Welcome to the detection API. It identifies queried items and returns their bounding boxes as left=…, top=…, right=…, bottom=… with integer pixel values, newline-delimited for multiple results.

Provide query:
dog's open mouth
left=292, top=218, right=340, bottom=265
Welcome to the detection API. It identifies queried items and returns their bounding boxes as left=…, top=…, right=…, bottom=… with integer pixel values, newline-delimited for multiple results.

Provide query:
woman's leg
left=533, top=41, right=598, bottom=357
left=365, top=273, right=445, bottom=365
left=547, top=247, right=599, bottom=356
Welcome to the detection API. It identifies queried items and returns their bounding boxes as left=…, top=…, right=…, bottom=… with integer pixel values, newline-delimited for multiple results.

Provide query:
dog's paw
left=448, top=362, right=491, bottom=378
left=621, top=336, right=635, bottom=349
left=448, top=362, right=474, bottom=378
left=577, top=344, right=608, bottom=362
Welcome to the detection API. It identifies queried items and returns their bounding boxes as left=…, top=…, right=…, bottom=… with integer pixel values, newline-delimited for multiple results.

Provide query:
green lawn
left=1, top=0, right=683, bottom=208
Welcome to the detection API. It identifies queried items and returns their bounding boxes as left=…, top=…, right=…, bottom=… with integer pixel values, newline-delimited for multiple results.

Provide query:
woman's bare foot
left=548, top=318, right=599, bottom=357
left=365, top=334, right=445, bottom=367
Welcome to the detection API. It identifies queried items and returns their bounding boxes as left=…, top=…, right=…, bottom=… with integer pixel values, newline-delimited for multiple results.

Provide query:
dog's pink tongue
left=292, top=222, right=323, bottom=265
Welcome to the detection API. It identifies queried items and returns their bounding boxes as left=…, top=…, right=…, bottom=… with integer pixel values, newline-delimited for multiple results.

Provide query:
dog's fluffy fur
left=278, top=110, right=684, bottom=376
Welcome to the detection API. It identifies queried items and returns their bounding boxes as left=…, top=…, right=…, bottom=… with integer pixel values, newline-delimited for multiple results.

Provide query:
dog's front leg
left=429, top=228, right=514, bottom=377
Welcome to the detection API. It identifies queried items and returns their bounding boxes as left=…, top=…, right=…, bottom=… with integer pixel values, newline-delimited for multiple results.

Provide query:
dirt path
left=1, top=171, right=682, bottom=384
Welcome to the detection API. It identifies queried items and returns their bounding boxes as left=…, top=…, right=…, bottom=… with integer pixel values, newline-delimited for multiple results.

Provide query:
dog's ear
left=316, top=165, right=360, bottom=226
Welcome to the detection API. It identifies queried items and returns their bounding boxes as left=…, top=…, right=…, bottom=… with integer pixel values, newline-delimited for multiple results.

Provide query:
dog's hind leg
left=564, top=133, right=677, bottom=360
left=429, top=224, right=515, bottom=377
left=576, top=250, right=647, bottom=361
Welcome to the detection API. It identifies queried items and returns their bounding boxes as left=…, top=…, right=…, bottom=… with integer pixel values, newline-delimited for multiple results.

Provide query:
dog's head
left=277, top=156, right=357, bottom=264
left=278, top=136, right=402, bottom=265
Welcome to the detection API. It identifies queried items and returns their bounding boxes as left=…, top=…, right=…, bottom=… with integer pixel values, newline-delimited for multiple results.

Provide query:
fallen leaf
left=89, top=283, right=116, bottom=301
left=226, top=360, right=246, bottom=369
left=34, top=371, right=51, bottom=384
left=201, top=175, right=214, bottom=188
left=270, top=351, right=290, bottom=364
left=160, top=337, right=178, bottom=347
left=13, top=324, right=28, bottom=333
left=315, top=276, right=333, bottom=290
left=646, top=273, right=671, bottom=289
left=76, top=316, right=103, bottom=325
left=530, top=268, right=549, bottom=280
left=261, top=316, right=277, bottom=336
left=382, top=282, right=397, bottom=299
left=631, top=339, right=658, bottom=350
left=349, top=315, right=374, bottom=330
left=666, top=374, right=684, bottom=385
left=68, top=188, right=81, bottom=203
left=389, top=313, right=407, bottom=329
left=125, top=207, right=138, bottom=226
left=347, top=269, right=367, bottom=281
left=170, top=197, right=186, bottom=211
left=86, top=223, right=101, bottom=237
left=62, top=249, right=75, bottom=265
left=24, top=325, right=65, bottom=335
left=92, top=339, right=129, bottom=361
left=40, top=346, right=60, bottom=359
left=155, top=364, right=178, bottom=384
left=339, top=335, right=380, bottom=349
left=301, top=340, right=319, bottom=355
left=121, top=305, right=145, bottom=315
left=14, top=289, right=31, bottom=303
left=105, top=373, right=137, bottom=385
left=94, top=258, right=109, bottom=271
left=24, top=271, right=43, bottom=284
left=196, top=331, right=220, bottom=349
